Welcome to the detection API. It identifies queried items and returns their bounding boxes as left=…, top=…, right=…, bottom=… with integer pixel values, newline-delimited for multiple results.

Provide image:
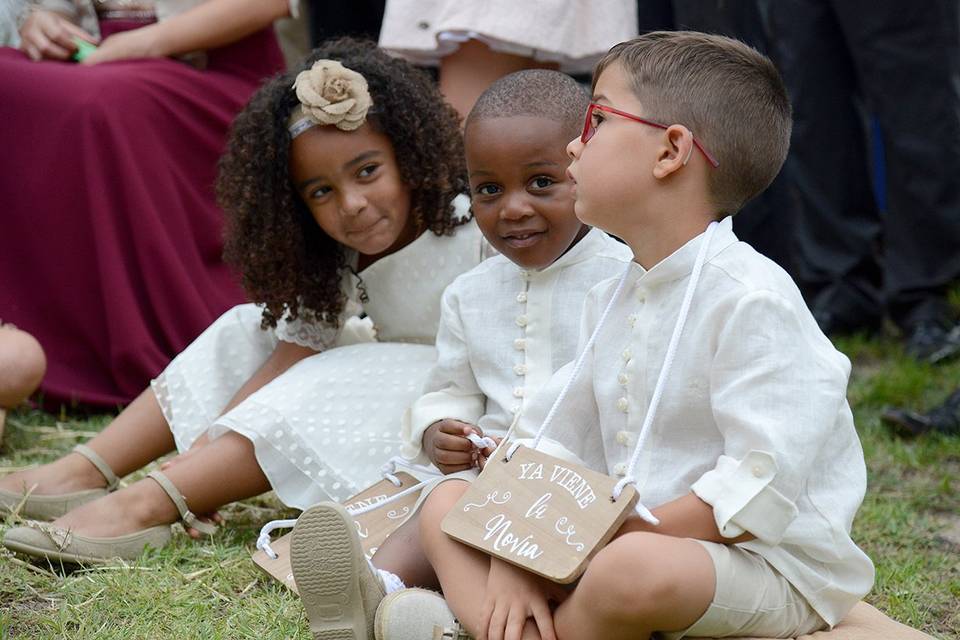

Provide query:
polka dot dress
left=152, top=210, right=491, bottom=509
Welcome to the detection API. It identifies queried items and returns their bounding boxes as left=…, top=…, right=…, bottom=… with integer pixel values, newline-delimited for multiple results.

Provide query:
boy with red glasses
left=418, top=31, right=874, bottom=640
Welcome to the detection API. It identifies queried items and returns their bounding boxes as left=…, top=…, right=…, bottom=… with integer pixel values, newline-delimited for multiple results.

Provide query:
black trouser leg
left=768, top=0, right=884, bottom=332
left=832, top=0, right=960, bottom=329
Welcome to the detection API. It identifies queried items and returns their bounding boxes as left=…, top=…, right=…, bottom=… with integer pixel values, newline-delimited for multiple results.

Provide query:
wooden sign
left=252, top=471, right=423, bottom=593
left=442, top=444, right=638, bottom=584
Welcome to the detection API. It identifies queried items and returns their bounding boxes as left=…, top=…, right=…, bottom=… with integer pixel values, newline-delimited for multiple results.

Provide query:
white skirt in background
left=152, top=303, right=436, bottom=509
left=379, top=0, right=639, bottom=74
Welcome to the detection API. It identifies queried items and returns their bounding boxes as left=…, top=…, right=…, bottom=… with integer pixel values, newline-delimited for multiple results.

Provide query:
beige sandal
left=0, top=444, right=120, bottom=520
left=2, top=470, right=217, bottom=564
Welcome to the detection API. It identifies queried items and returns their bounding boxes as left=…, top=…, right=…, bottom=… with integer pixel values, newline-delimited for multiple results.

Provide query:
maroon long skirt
left=0, top=21, right=285, bottom=408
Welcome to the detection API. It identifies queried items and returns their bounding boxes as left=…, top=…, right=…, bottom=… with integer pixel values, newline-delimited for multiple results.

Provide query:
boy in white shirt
left=416, top=32, right=875, bottom=640
left=287, top=69, right=631, bottom=640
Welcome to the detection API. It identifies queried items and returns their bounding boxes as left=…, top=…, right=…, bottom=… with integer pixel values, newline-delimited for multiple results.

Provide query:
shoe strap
left=147, top=470, right=218, bottom=536
left=73, top=444, right=120, bottom=491
left=435, top=622, right=472, bottom=640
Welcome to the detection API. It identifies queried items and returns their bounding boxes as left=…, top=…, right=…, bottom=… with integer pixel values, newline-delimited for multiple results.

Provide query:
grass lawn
left=1, top=336, right=958, bottom=639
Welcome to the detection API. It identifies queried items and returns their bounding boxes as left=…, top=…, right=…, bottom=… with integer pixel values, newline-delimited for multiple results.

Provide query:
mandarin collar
left=520, top=228, right=617, bottom=280
left=628, top=217, right=736, bottom=288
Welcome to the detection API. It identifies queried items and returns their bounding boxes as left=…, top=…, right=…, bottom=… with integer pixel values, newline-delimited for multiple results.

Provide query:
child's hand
left=478, top=436, right=503, bottom=470
left=480, top=558, right=561, bottom=640
left=422, top=419, right=482, bottom=474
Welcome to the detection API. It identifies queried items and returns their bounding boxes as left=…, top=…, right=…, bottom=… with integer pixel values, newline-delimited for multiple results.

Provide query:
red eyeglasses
left=580, top=103, right=720, bottom=168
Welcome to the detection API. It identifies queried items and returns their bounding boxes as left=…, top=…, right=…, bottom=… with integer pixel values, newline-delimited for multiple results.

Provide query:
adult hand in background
left=19, top=10, right=98, bottom=61
left=82, top=26, right=162, bottom=65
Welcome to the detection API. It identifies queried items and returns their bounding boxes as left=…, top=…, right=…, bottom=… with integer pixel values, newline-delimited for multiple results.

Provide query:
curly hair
left=218, top=37, right=468, bottom=330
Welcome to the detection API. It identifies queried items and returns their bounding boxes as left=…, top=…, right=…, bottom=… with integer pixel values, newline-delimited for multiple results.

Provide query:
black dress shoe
left=882, top=388, right=960, bottom=437
left=903, top=321, right=960, bottom=364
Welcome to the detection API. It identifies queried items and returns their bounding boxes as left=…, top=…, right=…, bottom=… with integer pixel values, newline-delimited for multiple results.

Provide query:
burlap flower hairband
left=288, top=60, right=374, bottom=138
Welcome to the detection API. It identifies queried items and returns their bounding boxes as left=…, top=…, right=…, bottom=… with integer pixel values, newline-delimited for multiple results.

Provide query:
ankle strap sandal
left=147, top=470, right=218, bottom=536
left=3, top=469, right=219, bottom=565
left=0, top=443, right=121, bottom=520
left=73, top=443, right=120, bottom=491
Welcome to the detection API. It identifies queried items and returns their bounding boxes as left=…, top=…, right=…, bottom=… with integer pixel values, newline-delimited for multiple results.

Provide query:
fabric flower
left=292, top=60, right=373, bottom=131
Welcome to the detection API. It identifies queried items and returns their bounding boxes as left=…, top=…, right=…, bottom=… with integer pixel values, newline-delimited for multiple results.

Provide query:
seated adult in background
left=0, top=0, right=290, bottom=408
left=378, top=0, right=638, bottom=118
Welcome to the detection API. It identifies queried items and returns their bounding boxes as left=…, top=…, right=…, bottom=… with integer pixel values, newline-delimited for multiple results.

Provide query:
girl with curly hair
left=1, top=38, right=490, bottom=563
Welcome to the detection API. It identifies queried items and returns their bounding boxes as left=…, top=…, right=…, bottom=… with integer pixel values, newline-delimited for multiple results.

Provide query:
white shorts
left=663, top=540, right=826, bottom=639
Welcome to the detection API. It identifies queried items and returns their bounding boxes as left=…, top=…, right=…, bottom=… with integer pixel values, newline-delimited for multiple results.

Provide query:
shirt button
left=615, top=431, right=629, bottom=445
left=513, top=338, right=526, bottom=351
left=613, top=463, right=626, bottom=476
left=621, top=348, right=631, bottom=361
left=519, top=270, right=530, bottom=280
left=513, top=364, right=528, bottom=376
left=636, top=291, right=645, bottom=303
left=617, top=372, right=628, bottom=386
left=616, top=397, right=629, bottom=412
left=516, top=292, right=528, bottom=303
left=752, top=466, right=765, bottom=478
left=513, top=387, right=524, bottom=398
left=515, top=315, right=528, bottom=327
left=628, top=314, right=638, bottom=328
left=512, top=405, right=521, bottom=414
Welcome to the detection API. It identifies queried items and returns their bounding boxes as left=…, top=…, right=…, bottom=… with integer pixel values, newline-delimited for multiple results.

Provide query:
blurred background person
left=765, top=0, right=960, bottom=361
left=378, top=0, right=638, bottom=119
left=0, top=0, right=291, bottom=409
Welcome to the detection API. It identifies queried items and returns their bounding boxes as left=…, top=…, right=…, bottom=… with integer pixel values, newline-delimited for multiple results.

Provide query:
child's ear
left=652, top=125, right=696, bottom=179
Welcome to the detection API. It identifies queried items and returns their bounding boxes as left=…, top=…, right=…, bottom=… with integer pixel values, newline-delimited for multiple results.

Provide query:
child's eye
left=309, top=185, right=332, bottom=199
left=529, top=176, right=554, bottom=190
left=475, top=183, right=502, bottom=197
left=358, top=164, right=380, bottom=179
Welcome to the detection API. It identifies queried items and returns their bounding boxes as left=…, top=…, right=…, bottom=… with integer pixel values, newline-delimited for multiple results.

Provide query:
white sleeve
left=691, top=290, right=851, bottom=544
left=400, top=286, right=485, bottom=464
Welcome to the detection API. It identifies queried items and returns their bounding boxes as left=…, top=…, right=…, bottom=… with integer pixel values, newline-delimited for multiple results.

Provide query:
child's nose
left=500, top=193, right=533, bottom=220
left=340, top=189, right=367, bottom=215
left=566, top=135, right=583, bottom=160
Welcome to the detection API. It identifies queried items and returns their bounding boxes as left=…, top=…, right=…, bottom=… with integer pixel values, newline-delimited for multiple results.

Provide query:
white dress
left=152, top=206, right=490, bottom=509
left=378, top=0, right=639, bottom=75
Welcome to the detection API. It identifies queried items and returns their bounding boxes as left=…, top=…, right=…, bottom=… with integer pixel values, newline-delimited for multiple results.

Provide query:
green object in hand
left=73, top=38, right=98, bottom=62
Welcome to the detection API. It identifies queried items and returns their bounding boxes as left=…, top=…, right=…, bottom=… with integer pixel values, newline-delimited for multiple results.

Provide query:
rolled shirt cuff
left=691, top=450, right=799, bottom=544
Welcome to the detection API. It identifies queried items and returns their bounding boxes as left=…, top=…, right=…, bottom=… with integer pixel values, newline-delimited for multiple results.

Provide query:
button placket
left=512, top=276, right=531, bottom=413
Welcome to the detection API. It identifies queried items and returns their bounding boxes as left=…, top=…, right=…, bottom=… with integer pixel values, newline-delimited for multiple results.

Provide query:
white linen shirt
left=401, top=228, right=632, bottom=463
left=527, top=217, right=874, bottom=627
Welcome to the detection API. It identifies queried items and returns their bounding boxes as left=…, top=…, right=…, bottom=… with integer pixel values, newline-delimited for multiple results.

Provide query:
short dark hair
left=465, top=69, right=589, bottom=140
left=595, top=31, right=792, bottom=215
left=218, top=37, right=468, bottom=331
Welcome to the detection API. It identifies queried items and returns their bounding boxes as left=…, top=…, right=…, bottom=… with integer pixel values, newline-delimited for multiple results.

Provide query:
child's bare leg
left=371, top=512, right=440, bottom=590
left=47, top=430, right=269, bottom=538
left=0, top=388, right=175, bottom=495
left=0, top=324, right=46, bottom=408
left=418, top=481, right=539, bottom=640
left=553, top=532, right=715, bottom=640
left=419, top=481, right=490, bottom=629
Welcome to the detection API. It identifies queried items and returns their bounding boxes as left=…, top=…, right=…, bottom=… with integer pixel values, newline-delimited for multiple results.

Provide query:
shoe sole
left=291, top=503, right=367, bottom=640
